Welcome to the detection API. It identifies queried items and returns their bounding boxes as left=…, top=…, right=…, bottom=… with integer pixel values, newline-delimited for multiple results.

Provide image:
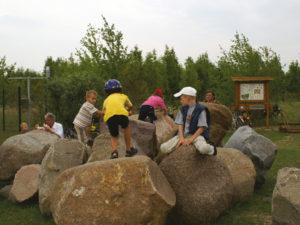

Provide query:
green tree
left=161, top=46, right=182, bottom=102
left=286, top=61, right=300, bottom=95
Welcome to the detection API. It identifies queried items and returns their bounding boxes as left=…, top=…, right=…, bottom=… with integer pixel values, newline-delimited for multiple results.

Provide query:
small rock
left=10, top=164, right=41, bottom=202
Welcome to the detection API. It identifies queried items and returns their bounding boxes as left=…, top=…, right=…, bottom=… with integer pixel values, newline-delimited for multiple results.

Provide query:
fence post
left=18, top=86, right=22, bottom=131
left=2, top=88, right=5, bottom=131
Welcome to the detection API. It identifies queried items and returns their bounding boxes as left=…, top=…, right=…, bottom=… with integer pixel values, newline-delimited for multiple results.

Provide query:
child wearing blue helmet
left=103, top=79, right=138, bottom=159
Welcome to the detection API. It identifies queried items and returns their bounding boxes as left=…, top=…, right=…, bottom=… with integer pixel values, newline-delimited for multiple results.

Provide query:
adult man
left=41, top=112, right=64, bottom=138
left=203, top=90, right=219, bottom=104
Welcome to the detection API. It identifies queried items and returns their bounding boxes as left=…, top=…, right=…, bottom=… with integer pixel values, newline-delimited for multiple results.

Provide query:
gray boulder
left=225, top=126, right=277, bottom=187
left=0, top=130, right=59, bottom=180
left=89, top=117, right=156, bottom=162
left=272, top=167, right=300, bottom=225
left=160, top=145, right=234, bottom=225
left=39, top=139, right=87, bottom=215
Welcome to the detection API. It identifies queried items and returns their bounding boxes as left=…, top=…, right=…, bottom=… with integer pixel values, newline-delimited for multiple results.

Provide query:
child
left=20, top=122, right=29, bottom=133
left=138, top=88, right=167, bottom=123
left=73, top=90, right=102, bottom=143
left=102, top=79, right=138, bottom=159
left=160, top=87, right=217, bottom=155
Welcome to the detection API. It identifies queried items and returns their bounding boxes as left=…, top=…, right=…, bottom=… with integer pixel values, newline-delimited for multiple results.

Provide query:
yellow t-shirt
left=103, top=93, right=133, bottom=122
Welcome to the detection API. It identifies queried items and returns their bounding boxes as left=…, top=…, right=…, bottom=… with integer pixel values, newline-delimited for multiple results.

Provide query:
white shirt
left=52, top=122, right=64, bottom=138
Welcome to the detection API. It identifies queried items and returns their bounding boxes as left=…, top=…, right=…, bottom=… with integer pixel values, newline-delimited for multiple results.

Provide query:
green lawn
left=0, top=102, right=300, bottom=225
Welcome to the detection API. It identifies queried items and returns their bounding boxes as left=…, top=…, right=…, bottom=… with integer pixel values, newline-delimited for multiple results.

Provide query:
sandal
left=110, top=150, right=119, bottom=159
left=125, top=147, right=138, bottom=157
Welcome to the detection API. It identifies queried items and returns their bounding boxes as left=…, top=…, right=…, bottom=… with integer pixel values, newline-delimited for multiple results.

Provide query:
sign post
left=232, top=76, right=273, bottom=127
left=8, top=76, right=48, bottom=128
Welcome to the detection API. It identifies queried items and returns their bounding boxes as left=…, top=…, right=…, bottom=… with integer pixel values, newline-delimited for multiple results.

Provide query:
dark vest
left=181, top=103, right=210, bottom=140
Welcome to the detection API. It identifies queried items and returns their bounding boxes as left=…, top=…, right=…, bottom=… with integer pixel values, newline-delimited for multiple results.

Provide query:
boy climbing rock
left=160, top=86, right=217, bottom=155
left=102, top=79, right=138, bottom=159
left=73, top=90, right=102, bottom=143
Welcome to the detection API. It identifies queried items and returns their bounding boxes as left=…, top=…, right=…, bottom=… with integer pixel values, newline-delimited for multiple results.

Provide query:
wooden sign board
left=232, top=76, right=273, bottom=127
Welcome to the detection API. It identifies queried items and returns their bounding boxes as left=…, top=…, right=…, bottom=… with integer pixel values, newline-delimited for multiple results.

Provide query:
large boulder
left=39, top=139, right=87, bottom=215
left=217, top=148, right=256, bottom=203
left=272, top=167, right=300, bottom=225
left=202, top=103, right=232, bottom=146
left=89, top=118, right=156, bottom=162
left=225, top=126, right=277, bottom=188
left=10, top=164, right=41, bottom=202
left=159, top=145, right=234, bottom=225
left=51, top=156, right=176, bottom=225
left=0, top=130, right=59, bottom=180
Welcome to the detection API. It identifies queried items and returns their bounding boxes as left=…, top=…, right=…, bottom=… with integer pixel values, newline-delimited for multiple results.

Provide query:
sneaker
left=125, top=147, right=138, bottom=157
left=110, top=150, right=119, bottom=159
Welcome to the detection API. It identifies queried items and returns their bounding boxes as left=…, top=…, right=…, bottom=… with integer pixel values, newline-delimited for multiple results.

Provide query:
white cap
left=174, top=87, right=197, bottom=98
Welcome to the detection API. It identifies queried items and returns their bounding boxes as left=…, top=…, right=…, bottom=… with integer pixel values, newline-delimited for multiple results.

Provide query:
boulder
left=51, top=156, right=176, bottom=225
left=272, top=167, right=300, bottom=225
left=39, top=139, right=87, bottom=215
left=10, top=164, right=41, bottom=202
left=217, top=148, right=256, bottom=202
left=89, top=118, right=156, bottom=162
left=159, top=145, right=234, bottom=225
left=202, top=103, right=233, bottom=146
left=225, top=126, right=277, bottom=188
left=0, top=185, right=13, bottom=199
left=129, top=117, right=156, bottom=157
left=0, top=130, right=59, bottom=180
left=154, top=110, right=178, bottom=148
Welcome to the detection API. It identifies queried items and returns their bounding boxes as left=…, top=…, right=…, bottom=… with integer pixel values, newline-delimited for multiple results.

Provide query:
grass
left=0, top=102, right=300, bottom=225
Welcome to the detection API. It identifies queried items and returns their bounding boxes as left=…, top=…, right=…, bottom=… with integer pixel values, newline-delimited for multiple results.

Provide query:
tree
left=286, top=61, right=300, bottom=95
left=181, top=57, right=201, bottom=97
left=161, top=46, right=182, bottom=102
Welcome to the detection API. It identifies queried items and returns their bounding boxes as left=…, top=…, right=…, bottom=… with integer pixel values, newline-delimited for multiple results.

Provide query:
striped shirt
left=73, top=102, right=98, bottom=128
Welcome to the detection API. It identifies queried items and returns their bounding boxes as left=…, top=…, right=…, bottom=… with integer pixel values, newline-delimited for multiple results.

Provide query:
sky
left=1, top=0, right=300, bottom=71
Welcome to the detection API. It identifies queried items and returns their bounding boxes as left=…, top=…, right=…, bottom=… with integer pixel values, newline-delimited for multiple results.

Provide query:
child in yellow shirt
left=103, top=79, right=138, bottom=159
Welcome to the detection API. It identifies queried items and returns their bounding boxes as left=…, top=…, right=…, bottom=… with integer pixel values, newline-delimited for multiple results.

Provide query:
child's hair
left=105, top=88, right=122, bottom=95
left=86, top=90, right=98, bottom=99
left=20, top=122, right=28, bottom=129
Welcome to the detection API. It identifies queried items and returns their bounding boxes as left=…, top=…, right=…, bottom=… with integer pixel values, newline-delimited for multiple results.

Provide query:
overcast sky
left=1, top=0, right=300, bottom=71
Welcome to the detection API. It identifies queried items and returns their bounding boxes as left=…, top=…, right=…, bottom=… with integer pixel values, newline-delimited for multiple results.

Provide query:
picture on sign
left=240, top=83, right=264, bottom=100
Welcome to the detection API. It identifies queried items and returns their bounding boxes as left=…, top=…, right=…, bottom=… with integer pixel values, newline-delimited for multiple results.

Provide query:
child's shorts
left=107, top=115, right=129, bottom=137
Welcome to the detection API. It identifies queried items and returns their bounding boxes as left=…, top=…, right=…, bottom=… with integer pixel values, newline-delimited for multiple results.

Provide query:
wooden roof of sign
left=231, top=76, right=273, bottom=82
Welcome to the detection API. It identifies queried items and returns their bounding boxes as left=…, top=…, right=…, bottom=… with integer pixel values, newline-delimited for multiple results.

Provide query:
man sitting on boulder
left=36, top=112, right=64, bottom=138
left=160, top=87, right=217, bottom=156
